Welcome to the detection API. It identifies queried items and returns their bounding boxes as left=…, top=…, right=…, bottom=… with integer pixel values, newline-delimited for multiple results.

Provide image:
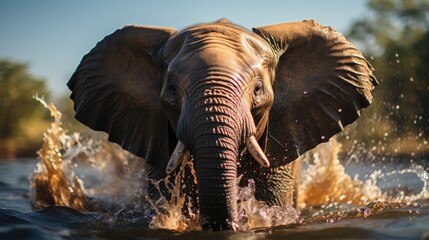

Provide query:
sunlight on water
left=30, top=99, right=429, bottom=232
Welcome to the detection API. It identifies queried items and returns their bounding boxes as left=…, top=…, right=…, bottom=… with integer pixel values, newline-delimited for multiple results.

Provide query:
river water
left=0, top=99, right=428, bottom=240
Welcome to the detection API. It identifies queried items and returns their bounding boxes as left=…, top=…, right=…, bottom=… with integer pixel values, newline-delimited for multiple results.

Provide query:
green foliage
left=0, top=59, right=51, bottom=158
left=344, top=0, right=429, bottom=154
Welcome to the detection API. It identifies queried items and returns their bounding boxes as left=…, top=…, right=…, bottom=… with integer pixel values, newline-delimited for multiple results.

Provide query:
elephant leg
left=239, top=157, right=299, bottom=208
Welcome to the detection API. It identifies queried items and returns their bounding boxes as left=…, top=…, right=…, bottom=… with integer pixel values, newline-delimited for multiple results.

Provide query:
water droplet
left=327, top=218, right=335, bottom=223
left=321, top=136, right=326, bottom=140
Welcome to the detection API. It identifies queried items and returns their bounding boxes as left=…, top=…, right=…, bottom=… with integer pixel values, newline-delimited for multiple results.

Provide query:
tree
left=0, top=59, right=51, bottom=159
left=344, top=0, right=429, bottom=155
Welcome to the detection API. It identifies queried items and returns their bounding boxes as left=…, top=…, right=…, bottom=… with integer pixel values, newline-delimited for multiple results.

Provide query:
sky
left=0, top=0, right=368, bottom=96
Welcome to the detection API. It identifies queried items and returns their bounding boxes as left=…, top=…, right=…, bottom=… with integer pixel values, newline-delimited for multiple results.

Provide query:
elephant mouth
left=165, top=135, right=270, bottom=175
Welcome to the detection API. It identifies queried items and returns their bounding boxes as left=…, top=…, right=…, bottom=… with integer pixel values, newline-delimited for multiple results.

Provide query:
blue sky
left=0, top=0, right=368, bottom=96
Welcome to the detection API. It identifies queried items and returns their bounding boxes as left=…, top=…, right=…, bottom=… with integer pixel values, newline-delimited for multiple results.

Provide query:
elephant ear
left=253, top=20, right=377, bottom=167
left=68, top=25, right=176, bottom=165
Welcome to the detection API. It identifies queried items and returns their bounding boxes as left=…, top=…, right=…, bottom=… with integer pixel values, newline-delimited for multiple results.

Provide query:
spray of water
left=298, top=138, right=428, bottom=223
left=147, top=155, right=200, bottom=231
left=30, top=95, right=90, bottom=211
left=30, top=98, right=429, bottom=231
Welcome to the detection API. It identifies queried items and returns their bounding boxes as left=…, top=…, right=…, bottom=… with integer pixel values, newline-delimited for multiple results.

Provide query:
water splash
left=29, top=99, right=428, bottom=232
left=298, top=138, right=392, bottom=208
left=148, top=155, right=200, bottom=231
left=298, top=138, right=429, bottom=222
left=30, top=96, right=90, bottom=211
left=236, top=179, right=299, bottom=230
left=147, top=156, right=300, bottom=231
left=30, top=97, right=149, bottom=213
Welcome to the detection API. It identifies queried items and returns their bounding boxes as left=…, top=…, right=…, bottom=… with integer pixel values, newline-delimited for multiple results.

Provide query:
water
left=0, top=99, right=428, bottom=240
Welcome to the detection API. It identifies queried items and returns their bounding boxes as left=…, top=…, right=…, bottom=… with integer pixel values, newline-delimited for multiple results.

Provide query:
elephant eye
left=162, top=77, right=178, bottom=107
left=167, top=83, right=177, bottom=96
left=254, top=81, right=263, bottom=99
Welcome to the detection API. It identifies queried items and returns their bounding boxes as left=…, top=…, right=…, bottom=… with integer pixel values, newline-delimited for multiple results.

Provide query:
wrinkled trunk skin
left=179, top=87, right=243, bottom=230
left=194, top=135, right=238, bottom=230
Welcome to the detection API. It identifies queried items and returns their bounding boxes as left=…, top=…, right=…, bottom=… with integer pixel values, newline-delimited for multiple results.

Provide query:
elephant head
left=68, top=19, right=377, bottom=230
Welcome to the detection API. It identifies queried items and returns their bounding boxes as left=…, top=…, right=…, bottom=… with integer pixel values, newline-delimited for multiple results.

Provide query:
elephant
left=67, top=19, right=377, bottom=230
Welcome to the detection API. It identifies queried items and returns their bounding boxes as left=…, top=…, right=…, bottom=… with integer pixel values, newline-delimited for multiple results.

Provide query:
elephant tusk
left=166, top=141, right=189, bottom=174
left=246, top=135, right=270, bottom=168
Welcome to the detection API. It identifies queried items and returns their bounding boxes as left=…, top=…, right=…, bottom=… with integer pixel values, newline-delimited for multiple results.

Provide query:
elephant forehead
left=164, top=23, right=274, bottom=65
left=187, top=26, right=271, bottom=57
left=168, top=45, right=265, bottom=87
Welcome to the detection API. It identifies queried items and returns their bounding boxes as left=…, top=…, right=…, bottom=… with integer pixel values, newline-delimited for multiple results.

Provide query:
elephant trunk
left=194, top=134, right=238, bottom=230
left=178, top=87, right=246, bottom=230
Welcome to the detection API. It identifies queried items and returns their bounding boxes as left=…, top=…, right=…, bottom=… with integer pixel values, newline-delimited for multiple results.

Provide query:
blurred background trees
left=0, top=60, right=51, bottom=159
left=0, top=59, right=87, bottom=159
left=0, top=0, right=428, bottom=159
left=342, top=0, right=429, bottom=156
